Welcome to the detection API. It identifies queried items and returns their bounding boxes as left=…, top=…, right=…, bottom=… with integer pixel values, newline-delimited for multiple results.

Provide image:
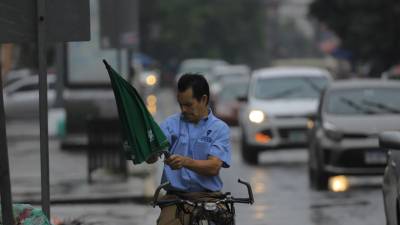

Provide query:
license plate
left=288, top=130, right=307, bottom=142
left=364, top=151, right=387, bottom=165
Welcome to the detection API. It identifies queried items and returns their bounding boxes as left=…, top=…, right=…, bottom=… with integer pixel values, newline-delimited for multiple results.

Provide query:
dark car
left=308, top=79, right=400, bottom=190
left=213, top=78, right=249, bottom=126
left=379, top=131, right=400, bottom=225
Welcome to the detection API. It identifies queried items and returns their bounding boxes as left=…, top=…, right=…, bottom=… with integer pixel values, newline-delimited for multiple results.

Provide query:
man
left=148, top=73, right=232, bottom=225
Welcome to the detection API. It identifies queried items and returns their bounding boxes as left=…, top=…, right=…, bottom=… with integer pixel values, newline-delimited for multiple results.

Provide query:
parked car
left=3, top=74, right=56, bottom=120
left=308, top=79, right=400, bottom=190
left=3, top=69, right=31, bottom=86
left=239, top=66, right=332, bottom=164
left=213, top=78, right=249, bottom=126
left=379, top=131, right=400, bottom=225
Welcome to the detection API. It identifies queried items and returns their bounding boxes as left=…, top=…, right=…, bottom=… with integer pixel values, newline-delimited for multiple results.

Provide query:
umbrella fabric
left=103, top=60, right=169, bottom=164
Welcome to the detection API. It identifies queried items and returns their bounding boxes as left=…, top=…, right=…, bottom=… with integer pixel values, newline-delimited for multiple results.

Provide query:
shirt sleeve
left=208, top=122, right=232, bottom=168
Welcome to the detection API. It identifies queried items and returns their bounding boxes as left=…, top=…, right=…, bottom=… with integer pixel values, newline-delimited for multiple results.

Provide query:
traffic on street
left=6, top=88, right=385, bottom=225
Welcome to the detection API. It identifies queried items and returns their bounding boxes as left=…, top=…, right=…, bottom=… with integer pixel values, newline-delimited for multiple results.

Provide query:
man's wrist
left=182, top=157, right=192, bottom=168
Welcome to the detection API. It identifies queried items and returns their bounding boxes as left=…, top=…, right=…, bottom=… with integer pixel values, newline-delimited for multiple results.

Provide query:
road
left=6, top=87, right=385, bottom=225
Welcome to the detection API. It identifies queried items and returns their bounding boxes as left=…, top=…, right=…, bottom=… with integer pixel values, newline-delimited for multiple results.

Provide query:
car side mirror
left=379, top=131, right=400, bottom=150
left=236, top=96, right=248, bottom=102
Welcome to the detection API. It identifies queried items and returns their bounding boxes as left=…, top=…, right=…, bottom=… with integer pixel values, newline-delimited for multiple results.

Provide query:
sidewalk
left=6, top=121, right=161, bottom=205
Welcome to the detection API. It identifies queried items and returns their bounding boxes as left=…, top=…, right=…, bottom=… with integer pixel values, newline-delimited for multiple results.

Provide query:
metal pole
left=0, top=62, right=14, bottom=225
left=37, top=0, right=51, bottom=218
left=54, top=43, right=65, bottom=108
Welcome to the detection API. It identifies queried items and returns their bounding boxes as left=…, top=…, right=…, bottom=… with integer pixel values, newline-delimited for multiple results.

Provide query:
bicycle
left=152, top=179, right=254, bottom=225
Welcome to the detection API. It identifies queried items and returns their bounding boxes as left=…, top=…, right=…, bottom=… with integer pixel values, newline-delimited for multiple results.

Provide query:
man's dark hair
left=177, top=73, right=210, bottom=104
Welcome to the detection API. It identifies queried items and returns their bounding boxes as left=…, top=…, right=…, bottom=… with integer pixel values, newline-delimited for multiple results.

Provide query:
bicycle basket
left=191, top=203, right=234, bottom=225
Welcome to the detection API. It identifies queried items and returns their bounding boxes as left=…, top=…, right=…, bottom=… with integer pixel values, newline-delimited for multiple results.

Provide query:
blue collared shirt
left=160, top=110, right=231, bottom=192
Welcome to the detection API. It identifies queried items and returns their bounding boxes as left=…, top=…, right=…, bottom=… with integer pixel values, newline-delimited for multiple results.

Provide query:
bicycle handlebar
left=152, top=179, right=254, bottom=207
left=152, top=181, right=170, bottom=207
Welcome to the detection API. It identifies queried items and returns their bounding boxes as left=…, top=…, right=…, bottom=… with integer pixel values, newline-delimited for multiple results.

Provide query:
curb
left=13, top=195, right=153, bottom=205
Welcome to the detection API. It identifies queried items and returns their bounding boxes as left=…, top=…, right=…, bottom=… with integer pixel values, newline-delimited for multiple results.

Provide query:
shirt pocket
left=193, top=139, right=211, bottom=160
left=172, top=134, right=188, bottom=155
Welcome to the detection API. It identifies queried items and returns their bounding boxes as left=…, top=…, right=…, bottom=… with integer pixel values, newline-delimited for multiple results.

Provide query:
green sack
left=0, top=204, right=51, bottom=225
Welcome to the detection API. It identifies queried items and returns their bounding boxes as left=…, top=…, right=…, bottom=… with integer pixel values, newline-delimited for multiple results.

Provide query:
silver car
left=379, top=131, right=400, bottom=225
left=239, top=66, right=332, bottom=164
left=308, top=79, right=400, bottom=190
left=4, top=75, right=56, bottom=120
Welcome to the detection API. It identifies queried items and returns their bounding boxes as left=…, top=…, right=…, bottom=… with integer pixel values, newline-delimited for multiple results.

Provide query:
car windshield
left=219, top=81, right=248, bottom=101
left=217, top=73, right=248, bottom=83
left=253, top=76, right=328, bottom=100
left=326, top=88, right=400, bottom=115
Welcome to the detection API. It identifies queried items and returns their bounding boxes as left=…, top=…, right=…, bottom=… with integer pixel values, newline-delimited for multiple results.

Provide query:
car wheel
left=309, top=165, right=329, bottom=191
left=240, top=135, right=259, bottom=165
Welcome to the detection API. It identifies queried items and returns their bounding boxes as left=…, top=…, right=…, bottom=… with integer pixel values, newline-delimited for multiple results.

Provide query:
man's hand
left=165, top=154, right=189, bottom=170
left=164, top=154, right=222, bottom=176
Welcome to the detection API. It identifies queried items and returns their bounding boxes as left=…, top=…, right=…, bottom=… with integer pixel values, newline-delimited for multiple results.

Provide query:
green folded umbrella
left=103, top=60, right=170, bottom=164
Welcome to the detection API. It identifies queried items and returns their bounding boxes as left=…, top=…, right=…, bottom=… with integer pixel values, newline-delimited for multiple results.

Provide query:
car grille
left=278, top=128, right=307, bottom=138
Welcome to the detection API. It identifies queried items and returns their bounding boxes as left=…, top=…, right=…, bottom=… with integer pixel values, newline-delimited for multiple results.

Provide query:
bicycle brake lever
left=238, top=179, right=254, bottom=204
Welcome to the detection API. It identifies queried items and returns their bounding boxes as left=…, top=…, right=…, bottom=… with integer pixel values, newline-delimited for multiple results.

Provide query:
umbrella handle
left=161, top=150, right=171, bottom=159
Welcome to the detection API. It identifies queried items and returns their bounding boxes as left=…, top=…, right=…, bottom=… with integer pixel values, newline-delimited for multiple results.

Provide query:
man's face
left=177, top=88, right=207, bottom=123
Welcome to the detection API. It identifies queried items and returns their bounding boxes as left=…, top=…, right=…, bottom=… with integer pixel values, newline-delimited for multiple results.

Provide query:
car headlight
left=323, top=121, right=342, bottom=142
left=249, top=110, right=265, bottom=123
left=146, top=74, right=157, bottom=86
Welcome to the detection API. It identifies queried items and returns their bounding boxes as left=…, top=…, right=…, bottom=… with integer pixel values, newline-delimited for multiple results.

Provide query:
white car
left=4, top=75, right=56, bottom=120
left=239, top=66, right=332, bottom=164
left=175, top=58, right=228, bottom=84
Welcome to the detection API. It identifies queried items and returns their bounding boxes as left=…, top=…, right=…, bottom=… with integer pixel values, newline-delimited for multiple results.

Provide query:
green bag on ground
left=0, top=204, right=51, bottom=225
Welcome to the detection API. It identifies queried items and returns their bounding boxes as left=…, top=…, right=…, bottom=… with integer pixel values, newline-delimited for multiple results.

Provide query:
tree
left=139, top=0, right=268, bottom=70
left=309, top=0, right=400, bottom=76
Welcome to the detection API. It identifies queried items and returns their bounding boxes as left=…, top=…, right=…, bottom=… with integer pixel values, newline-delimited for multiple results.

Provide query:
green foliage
left=309, top=0, right=400, bottom=75
left=139, top=0, right=267, bottom=68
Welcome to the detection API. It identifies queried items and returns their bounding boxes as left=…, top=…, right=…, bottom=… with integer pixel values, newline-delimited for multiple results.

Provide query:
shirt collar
left=203, top=108, right=213, bottom=121
left=180, top=108, right=213, bottom=123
